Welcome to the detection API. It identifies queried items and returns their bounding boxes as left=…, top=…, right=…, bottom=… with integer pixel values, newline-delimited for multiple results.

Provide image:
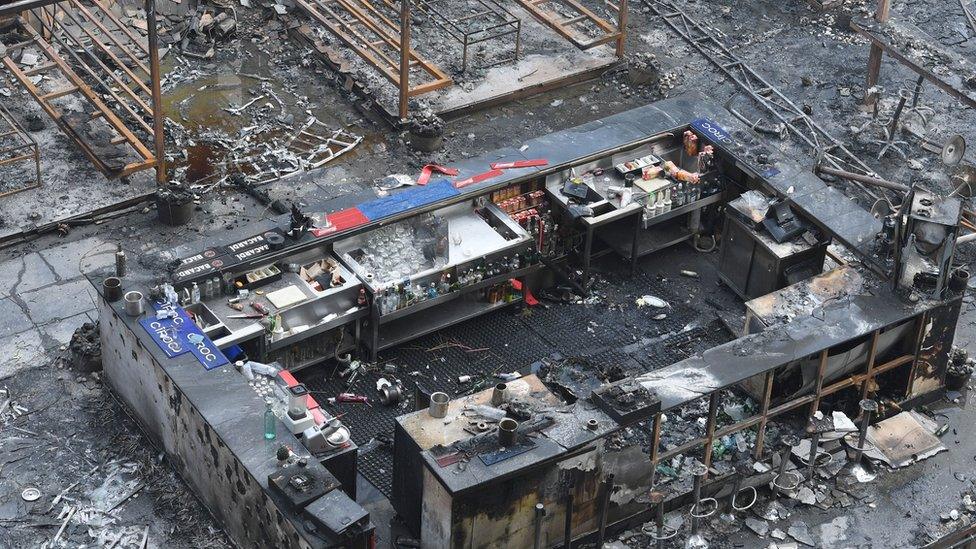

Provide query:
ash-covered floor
left=299, top=246, right=740, bottom=501
left=2, top=0, right=976, bottom=547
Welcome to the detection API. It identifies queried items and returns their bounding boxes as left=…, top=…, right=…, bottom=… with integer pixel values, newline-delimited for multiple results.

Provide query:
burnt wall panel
left=911, top=297, right=963, bottom=398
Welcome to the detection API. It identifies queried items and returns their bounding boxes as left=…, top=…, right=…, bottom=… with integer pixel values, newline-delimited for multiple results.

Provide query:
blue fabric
left=357, top=179, right=459, bottom=221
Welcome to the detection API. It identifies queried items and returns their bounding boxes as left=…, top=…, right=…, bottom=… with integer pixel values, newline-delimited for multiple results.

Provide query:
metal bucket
left=428, top=392, right=449, bottom=418
left=123, top=291, right=144, bottom=316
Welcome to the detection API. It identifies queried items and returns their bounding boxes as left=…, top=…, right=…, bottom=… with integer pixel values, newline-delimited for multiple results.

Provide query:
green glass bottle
left=264, top=401, right=277, bottom=440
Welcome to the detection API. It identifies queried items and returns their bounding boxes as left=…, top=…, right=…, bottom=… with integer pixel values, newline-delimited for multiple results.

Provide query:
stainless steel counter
left=187, top=248, right=366, bottom=352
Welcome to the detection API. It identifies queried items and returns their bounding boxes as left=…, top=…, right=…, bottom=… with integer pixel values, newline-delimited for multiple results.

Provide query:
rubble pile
left=67, top=321, right=102, bottom=373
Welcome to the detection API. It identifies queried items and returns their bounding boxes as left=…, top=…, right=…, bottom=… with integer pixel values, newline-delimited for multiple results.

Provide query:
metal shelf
left=598, top=221, right=693, bottom=260
left=377, top=263, right=542, bottom=324
left=266, top=306, right=369, bottom=352
left=642, top=191, right=724, bottom=228
left=372, top=295, right=522, bottom=352
left=278, top=328, right=361, bottom=372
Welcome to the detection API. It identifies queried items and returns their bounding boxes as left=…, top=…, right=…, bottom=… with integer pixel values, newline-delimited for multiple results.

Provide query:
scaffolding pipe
left=145, top=0, right=167, bottom=184
left=399, top=0, right=410, bottom=120
left=815, top=165, right=909, bottom=193
left=0, top=0, right=60, bottom=16
left=615, top=0, right=627, bottom=58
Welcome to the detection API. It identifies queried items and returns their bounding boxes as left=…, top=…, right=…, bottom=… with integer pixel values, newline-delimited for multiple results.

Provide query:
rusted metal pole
left=652, top=491, right=665, bottom=549
left=615, top=0, right=627, bottom=58
left=853, top=399, right=878, bottom=464
left=753, top=370, right=775, bottom=460
left=145, top=0, right=166, bottom=185
left=399, top=0, right=411, bottom=120
left=726, top=472, right=744, bottom=513
left=809, top=349, right=829, bottom=417
left=700, top=392, right=719, bottom=476
left=596, top=474, right=614, bottom=547
left=689, top=463, right=706, bottom=535
left=815, top=164, right=909, bottom=193
left=533, top=503, right=545, bottom=549
left=649, top=411, right=662, bottom=487
left=860, top=332, right=880, bottom=402
left=0, top=0, right=61, bottom=17
left=863, top=0, right=892, bottom=109
left=773, top=434, right=798, bottom=495
left=807, top=423, right=820, bottom=481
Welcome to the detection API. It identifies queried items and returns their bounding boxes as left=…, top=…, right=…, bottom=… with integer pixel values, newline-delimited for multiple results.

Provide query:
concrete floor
left=1, top=0, right=975, bottom=546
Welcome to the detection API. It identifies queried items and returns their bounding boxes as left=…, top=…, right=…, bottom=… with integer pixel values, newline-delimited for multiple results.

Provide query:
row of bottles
left=170, top=276, right=224, bottom=306
left=496, top=190, right=546, bottom=214
left=484, top=282, right=519, bottom=304
left=375, top=253, right=537, bottom=315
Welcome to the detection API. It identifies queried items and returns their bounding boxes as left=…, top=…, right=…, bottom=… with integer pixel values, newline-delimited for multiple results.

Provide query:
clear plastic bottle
left=191, top=282, right=201, bottom=304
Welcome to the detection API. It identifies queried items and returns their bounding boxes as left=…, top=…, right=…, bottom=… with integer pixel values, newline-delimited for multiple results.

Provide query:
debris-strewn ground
left=0, top=343, right=231, bottom=548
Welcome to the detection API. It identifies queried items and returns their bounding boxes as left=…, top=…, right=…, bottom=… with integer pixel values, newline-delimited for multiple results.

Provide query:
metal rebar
left=815, top=164, right=910, bottom=193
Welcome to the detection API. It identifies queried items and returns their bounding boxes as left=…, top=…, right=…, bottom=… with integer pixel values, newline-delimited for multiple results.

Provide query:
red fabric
left=310, top=408, right=327, bottom=426
left=509, top=278, right=539, bottom=306
left=278, top=370, right=299, bottom=387
left=417, top=164, right=459, bottom=185
left=490, top=159, right=549, bottom=170
left=313, top=207, right=368, bottom=236
left=454, top=169, right=504, bottom=189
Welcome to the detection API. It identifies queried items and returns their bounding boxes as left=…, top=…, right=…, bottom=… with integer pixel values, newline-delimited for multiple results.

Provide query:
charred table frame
left=635, top=295, right=957, bottom=496
left=296, top=0, right=452, bottom=119
left=851, top=16, right=976, bottom=110
left=516, top=0, right=627, bottom=54
left=0, top=104, right=41, bottom=198
left=0, top=6, right=157, bottom=178
left=411, top=0, right=521, bottom=73
left=643, top=0, right=898, bottom=204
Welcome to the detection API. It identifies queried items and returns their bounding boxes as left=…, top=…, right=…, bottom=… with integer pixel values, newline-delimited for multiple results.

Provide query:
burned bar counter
left=89, top=93, right=965, bottom=548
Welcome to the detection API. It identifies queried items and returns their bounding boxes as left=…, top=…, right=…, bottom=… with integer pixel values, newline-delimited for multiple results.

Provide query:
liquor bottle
left=389, top=285, right=400, bottom=312
left=438, top=273, right=451, bottom=294
left=191, top=282, right=201, bottom=304
left=427, top=282, right=438, bottom=300
left=264, top=401, right=277, bottom=440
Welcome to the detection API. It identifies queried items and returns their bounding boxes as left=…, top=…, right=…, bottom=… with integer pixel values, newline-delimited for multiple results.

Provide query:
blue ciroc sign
left=691, top=118, right=733, bottom=146
left=140, top=304, right=229, bottom=370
